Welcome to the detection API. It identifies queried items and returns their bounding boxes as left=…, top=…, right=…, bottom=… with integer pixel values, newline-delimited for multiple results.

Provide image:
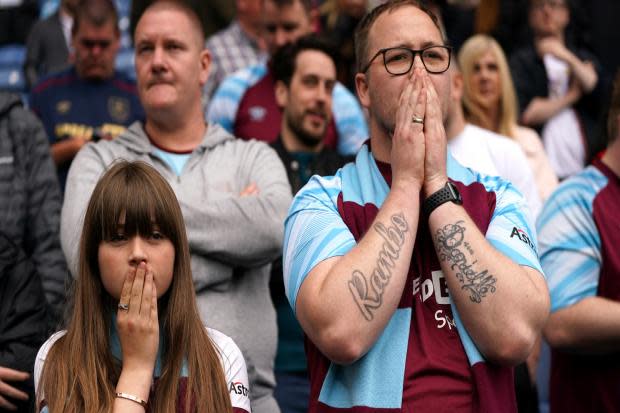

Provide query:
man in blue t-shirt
left=30, top=0, right=143, bottom=190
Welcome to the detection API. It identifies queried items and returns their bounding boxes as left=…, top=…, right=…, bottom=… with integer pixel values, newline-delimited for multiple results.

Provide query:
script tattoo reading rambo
left=348, top=213, right=409, bottom=321
left=434, top=220, right=497, bottom=303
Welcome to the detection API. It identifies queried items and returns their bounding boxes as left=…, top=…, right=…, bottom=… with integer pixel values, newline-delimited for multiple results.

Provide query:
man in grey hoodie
left=60, top=2, right=291, bottom=412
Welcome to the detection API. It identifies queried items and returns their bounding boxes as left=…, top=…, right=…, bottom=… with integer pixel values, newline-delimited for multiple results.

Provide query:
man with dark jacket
left=510, top=0, right=606, bottom=180
left=0, top=92, right=68, bottom=326
left=23, top=0, right=80, bottom=89
left=269, top=35, right=352, bottom=413
left=0, top=233, right=49, bottom=412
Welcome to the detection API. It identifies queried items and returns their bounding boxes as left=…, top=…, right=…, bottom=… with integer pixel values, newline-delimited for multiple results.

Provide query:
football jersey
left=283, top=144, right=542, bottom=412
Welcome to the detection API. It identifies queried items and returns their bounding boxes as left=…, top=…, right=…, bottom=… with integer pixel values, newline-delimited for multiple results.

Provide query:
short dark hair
left=271, top=34, right=337, bottom=86
left=72, top=0, right=119, bottom=36
left=354, top=0, right=446, bottom=73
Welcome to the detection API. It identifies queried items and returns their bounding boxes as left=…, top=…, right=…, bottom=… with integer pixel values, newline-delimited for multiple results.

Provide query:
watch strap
left=423, top=181, right=462, bottom=216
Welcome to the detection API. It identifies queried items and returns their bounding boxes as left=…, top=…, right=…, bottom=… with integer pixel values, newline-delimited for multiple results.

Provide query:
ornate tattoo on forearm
left=434, top=220, right=497, bottom=303
left=347, top=213, right=409, bottom=321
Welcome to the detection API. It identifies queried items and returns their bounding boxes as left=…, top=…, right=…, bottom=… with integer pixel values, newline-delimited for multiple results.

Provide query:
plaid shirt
left=203, top=21, right=267, bottom=107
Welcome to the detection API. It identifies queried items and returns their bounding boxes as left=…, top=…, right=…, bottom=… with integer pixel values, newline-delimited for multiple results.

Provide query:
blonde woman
left=458, top=34, right=558, bottom=200
left=34, top=161, right=251, bottom=412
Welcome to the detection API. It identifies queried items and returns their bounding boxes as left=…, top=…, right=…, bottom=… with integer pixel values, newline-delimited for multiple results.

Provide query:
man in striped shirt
left=537, top=70, right=620, bottom=413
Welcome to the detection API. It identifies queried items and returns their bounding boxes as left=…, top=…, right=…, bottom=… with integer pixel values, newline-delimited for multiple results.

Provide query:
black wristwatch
left=423, top=181, right=462, bottom=217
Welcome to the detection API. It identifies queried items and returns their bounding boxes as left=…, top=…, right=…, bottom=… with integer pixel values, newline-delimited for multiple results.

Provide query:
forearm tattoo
left=348, top=213, right=409, bottom=321
left=434, top=220, right=497, bottom=303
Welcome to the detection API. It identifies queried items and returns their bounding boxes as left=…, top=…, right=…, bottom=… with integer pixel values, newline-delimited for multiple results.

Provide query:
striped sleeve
left=481, top=174, right=544, bottom=274
left=537, top=167, right=604, bottom=312
left=206, top=65, right=266, bottom=132
left=332, top=83, right=368, bottom=156
left=283, top=173, right=356, bottom=312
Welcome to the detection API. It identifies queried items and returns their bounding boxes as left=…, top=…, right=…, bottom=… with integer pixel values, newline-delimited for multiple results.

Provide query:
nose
left=151, top=46, right=166, bottom=71
left=317, top=83, right=329, bottom=103
left=412, top=53, right=425, bottom=72
left=91, top=44, right=103, bottom=56
left=274, top=28, right=289, bottom=48
left=128, top=236, right=147, bottom=266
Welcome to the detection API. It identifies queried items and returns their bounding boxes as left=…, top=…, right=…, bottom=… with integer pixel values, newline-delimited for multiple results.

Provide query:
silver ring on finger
left=118, top=302, right=129, bottom=311
left=412, top=114, right=424, bottom=124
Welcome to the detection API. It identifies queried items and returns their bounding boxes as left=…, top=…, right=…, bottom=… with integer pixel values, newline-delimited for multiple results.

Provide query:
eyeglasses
left=362, top=45, right=452, bottom=75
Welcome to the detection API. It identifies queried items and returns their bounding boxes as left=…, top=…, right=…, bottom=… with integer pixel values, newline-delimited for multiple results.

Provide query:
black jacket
left=0, top=232, right=49, bottom=413
left=269, top=137, right=353, bottom=301
left=510, top=43, right=608, bottom=160
left=0, top=93, right=68, bottom=325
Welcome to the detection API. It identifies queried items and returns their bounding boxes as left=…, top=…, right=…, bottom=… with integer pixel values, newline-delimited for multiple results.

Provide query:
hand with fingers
left=391, top=66, right=427, bottom=193
left=0, top=366, right=29, bottom=411
left=115, top=261, right=159, bottom=407
left=239, top=182, right=259, bottom=197
left=421, top=71, right=449, bottom=197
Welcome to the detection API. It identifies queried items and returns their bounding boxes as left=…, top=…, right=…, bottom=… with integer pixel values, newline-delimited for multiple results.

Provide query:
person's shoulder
left=514, top=125, right=539, bottom=141
left=35, top=331, right=66, bottom=370
left=206, top=327, right=237, bottom=351
left=31, top=67, right=75, bottom=95
left=205, top=326, right=245, bottom=369
left=34, top=331, right=67, bottom=391
left=29, top=13, right=59, bottom=35
left=550, top=164, right=607, bottom=204
left=291, top=169, right=344, bottom=213
left=109, top=71, right=139, bottom=94
left=0, top=95, right=45, bottom=136
left=220, top=63, right=267, bottom=89
left=205, top=20, right=236, bottom=48
left=537, top=165, right=605, bottom=243
left=470, top=125, right=526, bottom=157
left=76, top=122, right=145, bottom=161
left=513, top=125, right=542, bottom=148
left=217, top=129, right=274, bottom=154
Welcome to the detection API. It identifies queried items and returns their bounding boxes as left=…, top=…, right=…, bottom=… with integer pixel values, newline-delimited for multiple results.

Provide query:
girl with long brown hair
left=34, top=161, right=251, bottom=412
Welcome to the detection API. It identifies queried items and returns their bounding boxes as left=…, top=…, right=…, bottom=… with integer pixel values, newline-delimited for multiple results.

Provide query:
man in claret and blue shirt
left=282, top=1, right=551, bottom=412
left=537, top=70, right=620, bottom=413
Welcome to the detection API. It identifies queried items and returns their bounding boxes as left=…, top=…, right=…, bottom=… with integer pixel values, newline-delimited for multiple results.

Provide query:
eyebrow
left=387, top=40, right=444, bottom=50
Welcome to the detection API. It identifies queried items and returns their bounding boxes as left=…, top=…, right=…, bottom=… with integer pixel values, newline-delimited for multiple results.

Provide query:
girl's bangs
left=98, top=167, right=176, bottom=241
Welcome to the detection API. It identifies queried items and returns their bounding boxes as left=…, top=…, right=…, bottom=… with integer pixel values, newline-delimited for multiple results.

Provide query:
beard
left=286, top=110, right=328, bottom=149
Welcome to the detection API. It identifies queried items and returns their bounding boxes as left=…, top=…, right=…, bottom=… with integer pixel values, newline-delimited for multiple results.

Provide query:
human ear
left=275, top=80, right=288, bottom=108
left=199, top=49, right=212, bottom=85
left=355, top=72, right=370, bottom=110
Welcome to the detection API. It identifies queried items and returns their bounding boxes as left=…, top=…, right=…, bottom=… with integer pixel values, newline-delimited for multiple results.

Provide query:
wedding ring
left=117, top=302, right=129, bottom=311
left=412, top=115, right=424, bottom=124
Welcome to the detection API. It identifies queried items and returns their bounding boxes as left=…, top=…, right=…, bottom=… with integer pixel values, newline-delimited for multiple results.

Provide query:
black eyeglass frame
left=361, top=45, right=453, bottom=75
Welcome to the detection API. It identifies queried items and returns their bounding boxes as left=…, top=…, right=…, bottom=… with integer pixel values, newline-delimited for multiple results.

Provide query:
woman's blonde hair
left=38, top=161, right=232, bottom=412
left=458, top=34, right=519, bottom=138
